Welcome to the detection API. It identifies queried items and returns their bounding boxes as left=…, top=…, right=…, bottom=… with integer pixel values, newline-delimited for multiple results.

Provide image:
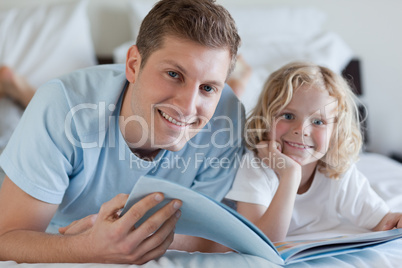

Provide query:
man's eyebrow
left=162, top=60, right=225, bottom=89
left=163, top=60, right=188, bottom=76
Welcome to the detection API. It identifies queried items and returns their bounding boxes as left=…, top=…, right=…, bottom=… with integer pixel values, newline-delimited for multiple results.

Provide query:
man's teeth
left=288, top=142, right=310, bottom=149
left=160, top=111, right=186, bottom=126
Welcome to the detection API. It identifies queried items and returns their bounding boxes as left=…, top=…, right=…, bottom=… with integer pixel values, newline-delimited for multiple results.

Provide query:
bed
left=0, top=152, right=401, bottom=268
left=0, top=0, right=401, bottom=267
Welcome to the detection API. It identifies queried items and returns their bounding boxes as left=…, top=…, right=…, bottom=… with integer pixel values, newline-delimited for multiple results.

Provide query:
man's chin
left=159, top=141, right=188, bottom=152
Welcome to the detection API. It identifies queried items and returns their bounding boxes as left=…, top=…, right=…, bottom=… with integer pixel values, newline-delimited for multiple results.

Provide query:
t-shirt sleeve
left=337, top=165, right=390, bottom=230
left=226, top=150, right=278, bottom=207
left=0, top=80, right=77, bottom=204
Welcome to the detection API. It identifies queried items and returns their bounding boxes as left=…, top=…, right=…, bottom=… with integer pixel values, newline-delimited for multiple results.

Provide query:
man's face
left=121, top=36, right=231, bottom=158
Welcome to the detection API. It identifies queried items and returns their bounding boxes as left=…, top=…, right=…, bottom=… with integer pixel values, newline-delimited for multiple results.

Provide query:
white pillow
left=228, top=6, right=327, bottom=40
left=0, top=0, right=96, bottom=151
left=127, top=0, right=157, bottom=42
left=0, top=0, right=96, bottom=88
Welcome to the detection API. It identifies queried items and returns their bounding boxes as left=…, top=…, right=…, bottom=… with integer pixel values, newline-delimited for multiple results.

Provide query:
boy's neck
left=298, top=163, right=317, bottom=194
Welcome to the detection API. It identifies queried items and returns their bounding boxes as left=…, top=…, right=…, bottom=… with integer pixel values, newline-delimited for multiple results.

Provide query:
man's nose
left=174, top=83, right=199, bottom=117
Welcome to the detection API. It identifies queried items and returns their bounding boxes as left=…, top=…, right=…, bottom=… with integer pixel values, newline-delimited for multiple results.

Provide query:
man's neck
left=130, top=147, right=161, bottom=161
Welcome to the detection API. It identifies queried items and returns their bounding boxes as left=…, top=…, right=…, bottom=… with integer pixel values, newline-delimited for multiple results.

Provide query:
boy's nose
left=293, top=122, right=310, bottom=136
left=294, top=130, right=310, bottom=136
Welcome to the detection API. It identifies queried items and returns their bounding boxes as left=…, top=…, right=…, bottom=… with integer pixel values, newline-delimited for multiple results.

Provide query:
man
left=0, top=0, right=244, bottom=264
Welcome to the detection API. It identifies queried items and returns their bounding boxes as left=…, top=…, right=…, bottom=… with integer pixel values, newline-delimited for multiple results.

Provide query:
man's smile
left=158, top=109, right=189, bottom=127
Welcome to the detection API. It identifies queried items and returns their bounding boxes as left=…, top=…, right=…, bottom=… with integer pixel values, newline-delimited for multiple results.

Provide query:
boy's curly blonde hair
left=245, top=62, right=363, bottom=179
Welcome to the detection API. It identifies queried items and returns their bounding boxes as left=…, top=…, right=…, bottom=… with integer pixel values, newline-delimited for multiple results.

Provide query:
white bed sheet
left=0, top=240, right=401, bottom=268
left=1, top=152, right=401, bottom=267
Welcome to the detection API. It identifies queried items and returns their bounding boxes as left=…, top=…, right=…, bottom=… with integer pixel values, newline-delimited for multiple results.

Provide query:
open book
left=121, top=175, right=402, bottom=265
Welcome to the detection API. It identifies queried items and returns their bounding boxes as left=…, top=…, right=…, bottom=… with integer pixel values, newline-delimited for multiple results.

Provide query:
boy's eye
left=312, top=119, right=324, bottom=125
left=282, top=113, right=294, bottom=120
left=201, top=85, right=214, bottom=92
left=168, top=71, right=179, bottom=78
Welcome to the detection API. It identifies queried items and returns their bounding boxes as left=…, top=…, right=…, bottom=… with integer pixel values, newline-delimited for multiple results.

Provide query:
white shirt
left=226, top=150, right=390, bottom=235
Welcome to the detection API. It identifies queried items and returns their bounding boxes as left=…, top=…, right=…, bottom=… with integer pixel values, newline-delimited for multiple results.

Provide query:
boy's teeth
left=160, top=111, right=185, bottom=126
left=289, top=142, right=309, bottom=149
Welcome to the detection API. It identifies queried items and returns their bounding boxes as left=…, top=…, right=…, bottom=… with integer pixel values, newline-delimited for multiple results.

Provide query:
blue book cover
left=121, top=175, right=402, bottom=265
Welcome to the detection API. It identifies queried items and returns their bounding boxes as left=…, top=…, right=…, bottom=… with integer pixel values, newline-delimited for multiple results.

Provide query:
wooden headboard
left=342, top=58, right=362, bottom=96
left=341, top=58, right=368, bottom=145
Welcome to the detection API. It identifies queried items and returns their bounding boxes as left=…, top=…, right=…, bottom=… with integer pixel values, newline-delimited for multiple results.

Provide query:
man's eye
left=282, top=113, right=294, bottom=120
left=168, top=71, right=179, bottom=78
left=312, top=119, right=324, bottom=125
left=201, top=85, right=214, bottom=92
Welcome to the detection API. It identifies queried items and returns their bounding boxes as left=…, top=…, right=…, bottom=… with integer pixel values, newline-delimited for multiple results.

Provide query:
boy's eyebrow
left=281, top=106, right=335, bottom=118
left=162, top=60, right=225, bottom=88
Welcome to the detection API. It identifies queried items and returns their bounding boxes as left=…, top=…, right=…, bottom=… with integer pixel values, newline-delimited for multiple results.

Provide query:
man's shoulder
left=214, top=84, right=244, bottom=118
left=33, top=64, right=127, bottom=138
left=57, top=64, right=126, bottom=102
left=209, top=84, right=245, bottom=130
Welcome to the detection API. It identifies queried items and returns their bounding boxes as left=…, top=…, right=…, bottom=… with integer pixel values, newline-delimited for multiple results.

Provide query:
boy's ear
left=126, top=45, right=141, bottom=83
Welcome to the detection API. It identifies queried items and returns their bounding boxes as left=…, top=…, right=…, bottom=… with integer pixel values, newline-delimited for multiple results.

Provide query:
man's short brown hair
left=135, top=0, right=241, bottom=78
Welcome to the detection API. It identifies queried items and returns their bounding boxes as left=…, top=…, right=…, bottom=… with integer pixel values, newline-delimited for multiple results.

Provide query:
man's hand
left=59, top=214, right=99, bottom=235
left=61, top=193, right=182, bottom=264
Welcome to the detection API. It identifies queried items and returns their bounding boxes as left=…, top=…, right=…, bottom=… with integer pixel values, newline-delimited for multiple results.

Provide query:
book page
left=274, top=229, right=402, bottom=263
left=121, top=175, right=283, bottom=265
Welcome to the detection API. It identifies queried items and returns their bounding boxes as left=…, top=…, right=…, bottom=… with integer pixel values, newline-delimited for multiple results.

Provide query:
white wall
left=3, top=0, right=402, bottom=156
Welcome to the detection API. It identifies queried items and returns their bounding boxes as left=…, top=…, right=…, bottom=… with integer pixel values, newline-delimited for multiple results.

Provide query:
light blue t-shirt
left=0, top=64, right=245, bottom=232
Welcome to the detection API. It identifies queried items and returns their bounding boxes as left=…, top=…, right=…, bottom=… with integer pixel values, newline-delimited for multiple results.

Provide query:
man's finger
left=98, top=193, right=130, bottom=220
left=117, top=192, right=168, bottom=233
left=126, top=199, right=182, bottom=248
left=60, top=214, right=98, bottom=235
left=133, top=230, right=175, bottom=265
left=128, top=210, right=180, bottom=263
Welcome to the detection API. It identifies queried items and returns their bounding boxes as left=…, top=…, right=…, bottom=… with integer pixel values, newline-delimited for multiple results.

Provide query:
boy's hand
left=257, top=140, right=301, bottom=181
left=374, top=212, right=402, bottom=231
left=60, top=193, right=182, bottom=264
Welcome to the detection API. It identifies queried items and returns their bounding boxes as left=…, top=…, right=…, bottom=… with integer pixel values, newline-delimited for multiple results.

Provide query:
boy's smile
left=120, top=35, right=231, bottom=159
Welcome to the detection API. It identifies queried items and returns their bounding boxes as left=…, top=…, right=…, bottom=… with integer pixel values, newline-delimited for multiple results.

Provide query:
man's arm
left=0, top=176, right=182, bottom=264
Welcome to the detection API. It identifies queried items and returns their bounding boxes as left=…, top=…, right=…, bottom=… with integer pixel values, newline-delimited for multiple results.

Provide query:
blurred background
left=1, top=0, right=401, bottom=159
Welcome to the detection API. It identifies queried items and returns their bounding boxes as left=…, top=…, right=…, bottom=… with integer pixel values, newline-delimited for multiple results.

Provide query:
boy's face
left=122, top=35, right=231, bottom=158
left=270, top=85, right=338, bottom=166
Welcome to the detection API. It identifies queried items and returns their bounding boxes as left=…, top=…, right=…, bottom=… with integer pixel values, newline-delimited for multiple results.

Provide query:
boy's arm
left=253, top=171, right=300, bottom=242
left=237, top=140, right=301, bottom=242
left=0, top=176, right=181, bottom=264
left=237, top=171, right=300, bottom=243
left=373, top=212, right=402, bottom=231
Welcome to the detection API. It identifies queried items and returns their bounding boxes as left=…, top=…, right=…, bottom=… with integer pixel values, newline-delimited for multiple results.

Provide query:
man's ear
left=126, top=45, right=141, bottom=83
